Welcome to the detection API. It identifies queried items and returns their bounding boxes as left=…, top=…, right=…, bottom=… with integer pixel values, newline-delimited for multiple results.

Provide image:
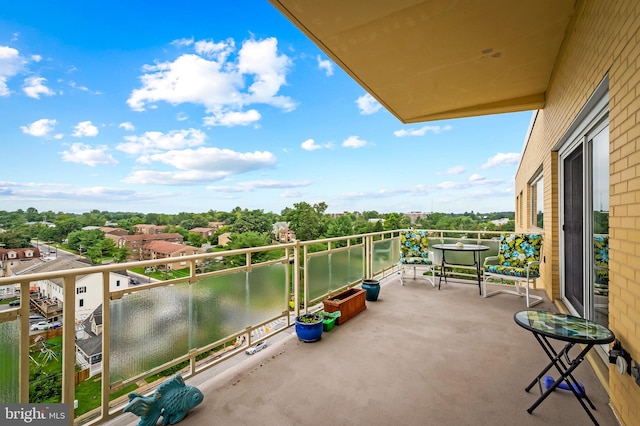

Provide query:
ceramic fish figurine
left=124, top=374, right=204, bottom=426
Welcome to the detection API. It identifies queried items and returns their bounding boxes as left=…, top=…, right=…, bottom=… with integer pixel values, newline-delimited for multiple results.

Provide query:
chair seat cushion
left=400, top=257, right=432, bottom=265
left=485, top=265, right=539, bottom=278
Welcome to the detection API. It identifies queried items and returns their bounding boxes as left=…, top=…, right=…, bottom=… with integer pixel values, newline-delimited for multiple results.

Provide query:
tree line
left=0, top=204, right=514, bottom=264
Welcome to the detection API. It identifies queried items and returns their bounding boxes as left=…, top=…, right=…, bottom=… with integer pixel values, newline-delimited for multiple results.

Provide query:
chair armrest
left=526, top=260, right=540, bottom=273
left=483, top=255, right=498, bottom=266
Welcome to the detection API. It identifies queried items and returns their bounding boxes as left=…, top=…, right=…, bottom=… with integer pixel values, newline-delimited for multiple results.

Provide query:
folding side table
left=514, top=310, right=615, bottom=426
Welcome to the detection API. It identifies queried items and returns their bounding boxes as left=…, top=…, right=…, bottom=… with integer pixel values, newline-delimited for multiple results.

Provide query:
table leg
left=438, top=251, right=446, bottom=290
left=525, top=333, right=599, bottom=425
left=475, top=251, right=482, bottom=295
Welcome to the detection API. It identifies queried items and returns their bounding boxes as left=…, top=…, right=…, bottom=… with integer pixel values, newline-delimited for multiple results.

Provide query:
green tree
left=232, top=209, right=273, bottom=234
left=0, top=231, right=32, bottom=248
left=187, top=232, right=205, bottom=247
left=284, top=201, right=328, bottom=241
left=225, top=232, right=280, bottom=266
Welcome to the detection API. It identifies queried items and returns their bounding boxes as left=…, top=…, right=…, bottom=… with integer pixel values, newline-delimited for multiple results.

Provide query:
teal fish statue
left=124, top=374, right=204, bottom=426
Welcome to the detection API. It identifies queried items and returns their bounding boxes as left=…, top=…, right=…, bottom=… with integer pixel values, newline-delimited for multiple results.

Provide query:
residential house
left=272, top=222, right=295, bottom=242
left=133, top=224, right=167, bottom=235
left=189, top=227, right=215, bottom=239
left=207, top=221, right=226, bottom=230
left=105, top=233, right=184, bottom=261
left=142, top=240, right=205, bottom=270
left=217, top=232, right=232, bottom=247
left=99, top=227, right=129, bottom=237
left=27, top=257, right=130, bottom=321
left=75, top=305, right=103, bottom=377
left=269, top=0, right=640, bottom=422
left=0, top=247, right=42, bottom=278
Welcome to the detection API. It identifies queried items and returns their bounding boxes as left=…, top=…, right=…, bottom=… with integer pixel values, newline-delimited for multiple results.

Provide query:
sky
left=0, top=1, right=534, bottom=216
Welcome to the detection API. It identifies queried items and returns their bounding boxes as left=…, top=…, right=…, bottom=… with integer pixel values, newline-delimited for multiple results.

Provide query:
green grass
left=74, top=375, right=138, bottom=417
left=129, top=267, right=190, bottom=281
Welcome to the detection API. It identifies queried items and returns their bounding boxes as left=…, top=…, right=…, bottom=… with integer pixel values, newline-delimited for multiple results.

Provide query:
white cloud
left=482, top=152, right=521, bottom=169
left=60, top=143, right=118, bottom=166
left=170, top=37, right=194, bottom=48
left=147, top=147, right=276, bottom=172
left=301, top=138, right=333, bottom=151
left=0, top=46, right=27, bottom=96
left=123, top=146, right=277, bottom=186
left=203, top=109, right=261, bottom=127
left=207, top=179, right=311, bottom=192
left=176, top=112, right=188, bottom=121
left=342, top=136, right=368, bottom=148
left=72, top=121, right=99, bottom=137
left=123, top=170, right=230, bottom=185
left=436, top=174, right=502, bottom=190
left=194, top=38, right=235, bottom=62
left=440, top=165, right=466, bottom=175
left=20, top=118, right=57, bottom=137
left=317, top=55, right=334, bottom=76
left=23, top=76, right=55, bottom=99
left=393, top=125, right=452, bottom=137
left=127, top=37, right=296, bottom=126
left=116, top=129, right=207, bottom=155
left=356, top=93, right=382, bottom=115
left=31, top=54, right=42, bottom=62
left=119, top=122, right=135, bottom=131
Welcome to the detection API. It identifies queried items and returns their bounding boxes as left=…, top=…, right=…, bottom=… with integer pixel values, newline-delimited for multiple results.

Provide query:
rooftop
left=103, top=274, right=619, bottom=426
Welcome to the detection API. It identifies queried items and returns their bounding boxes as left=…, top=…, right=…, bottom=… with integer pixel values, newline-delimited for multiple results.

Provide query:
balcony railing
left=0, top=229, right=505, bottom=425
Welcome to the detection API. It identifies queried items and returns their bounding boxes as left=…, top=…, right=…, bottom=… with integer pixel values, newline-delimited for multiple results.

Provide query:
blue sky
left=0, top=1, right=533, bottom=215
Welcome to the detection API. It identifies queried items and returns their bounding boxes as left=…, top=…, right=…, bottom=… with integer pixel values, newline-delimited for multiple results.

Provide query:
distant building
left=405, top=212, right=428, bottom=224
left=27, top=257, right=129, bottom=321
left=142, top=241, right=204, bottom=270
left=490, top=218, right=510, bottom=226
left=217, top=232, right=232, bottom=247
left=104, top=233, right=184, bottom=261
left=189, top=227, right=216, bottom=238
left=133, top=224, right=167, bottom=235
left=207, top=221, right=226, bottom=230
left=75, top=305, right=103, bottom=377
left=0, top=247, right=42, bottom=278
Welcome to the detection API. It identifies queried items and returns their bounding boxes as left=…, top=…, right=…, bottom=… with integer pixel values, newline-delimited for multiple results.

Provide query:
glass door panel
left=591, top=125, right=609, bottom=328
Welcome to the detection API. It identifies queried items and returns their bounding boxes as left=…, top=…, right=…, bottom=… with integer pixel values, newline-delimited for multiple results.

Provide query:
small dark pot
left=362, top=279, right=381, bottom=301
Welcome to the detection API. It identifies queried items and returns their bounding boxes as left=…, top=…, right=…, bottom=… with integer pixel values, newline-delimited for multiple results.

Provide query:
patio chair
left=399, top=230, right=435, bottom=287
left=482, top=233, right=543, bottom=307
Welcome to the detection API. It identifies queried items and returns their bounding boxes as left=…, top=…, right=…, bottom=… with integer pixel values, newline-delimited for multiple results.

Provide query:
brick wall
left=515, top=1, right=640, bottom=423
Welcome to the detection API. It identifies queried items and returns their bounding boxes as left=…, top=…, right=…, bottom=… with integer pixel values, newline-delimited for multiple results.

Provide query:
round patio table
left=514, top=310, right=615, bottom=425
left=431, top=243, right=489, bottom=294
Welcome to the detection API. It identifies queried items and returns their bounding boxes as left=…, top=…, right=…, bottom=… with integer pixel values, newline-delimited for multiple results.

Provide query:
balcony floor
left=104, top=274, right=619, bottom=426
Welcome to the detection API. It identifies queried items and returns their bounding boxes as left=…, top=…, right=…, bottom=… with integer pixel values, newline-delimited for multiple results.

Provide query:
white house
left=27, top=258, right=130, bottom=322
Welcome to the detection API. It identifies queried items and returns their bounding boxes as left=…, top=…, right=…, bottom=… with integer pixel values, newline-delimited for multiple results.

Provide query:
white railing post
left=101, top=271, right=111, bottom=420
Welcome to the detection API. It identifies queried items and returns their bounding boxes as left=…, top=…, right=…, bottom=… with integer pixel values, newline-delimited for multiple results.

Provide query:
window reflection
left=531, top=174, right=544, bottom=228
left=592, top=126, right=609, bottom=328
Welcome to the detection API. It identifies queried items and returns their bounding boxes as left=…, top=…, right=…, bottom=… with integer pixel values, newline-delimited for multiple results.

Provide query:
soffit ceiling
left=269, top=0, right=575, bottom=123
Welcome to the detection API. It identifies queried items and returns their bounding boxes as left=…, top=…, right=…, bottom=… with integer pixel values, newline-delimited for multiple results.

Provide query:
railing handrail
left=0, top=228, right=518, bottom=425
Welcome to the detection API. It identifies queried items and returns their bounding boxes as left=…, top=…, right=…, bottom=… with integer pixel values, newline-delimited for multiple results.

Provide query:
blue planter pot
left=362, top=279, right=381, bottom=301
left=295, top=314, right=324, bottom=342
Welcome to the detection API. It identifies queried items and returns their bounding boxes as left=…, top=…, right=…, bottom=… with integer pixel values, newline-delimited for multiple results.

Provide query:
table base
left=525, top=333, right=600, bottom=425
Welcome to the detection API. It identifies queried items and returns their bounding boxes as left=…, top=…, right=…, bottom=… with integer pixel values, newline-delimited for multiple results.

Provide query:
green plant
left=296, top=313, right=322, bottom=324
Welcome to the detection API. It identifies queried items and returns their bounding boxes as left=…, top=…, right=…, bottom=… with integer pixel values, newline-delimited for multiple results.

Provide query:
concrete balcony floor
left=104, top=274, right=619, bottom=426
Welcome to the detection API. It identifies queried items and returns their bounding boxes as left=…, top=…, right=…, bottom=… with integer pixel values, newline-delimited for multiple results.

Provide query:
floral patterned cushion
left=485, top=234, right=542, bottom=276
left=594, top=235, right=609, bottom=295
left=399, top=230, right=432, bottom=265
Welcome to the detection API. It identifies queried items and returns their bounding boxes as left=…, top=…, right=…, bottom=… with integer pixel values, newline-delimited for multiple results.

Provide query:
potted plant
left=295, top=313, right=324, bottom=342
left=320, top=311, right=341, bottom=331
left=323, top=287, right=366, bottom=325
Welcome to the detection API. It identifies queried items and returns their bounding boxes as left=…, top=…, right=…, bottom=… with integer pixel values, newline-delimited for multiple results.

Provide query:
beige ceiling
left=269, top=0, right=575, bottom=123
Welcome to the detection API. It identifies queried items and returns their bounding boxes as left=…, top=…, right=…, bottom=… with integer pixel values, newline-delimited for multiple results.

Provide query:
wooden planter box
left=323, top=288, right=366, bottom=325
